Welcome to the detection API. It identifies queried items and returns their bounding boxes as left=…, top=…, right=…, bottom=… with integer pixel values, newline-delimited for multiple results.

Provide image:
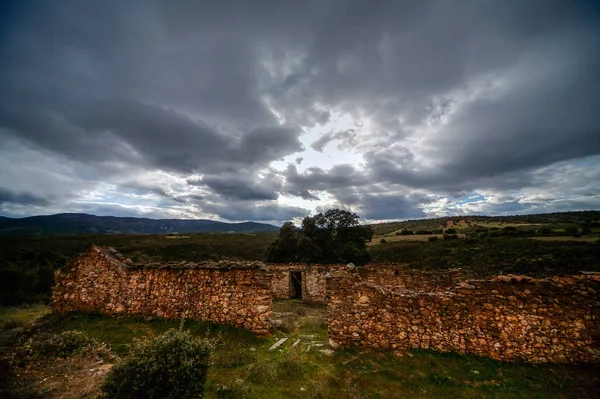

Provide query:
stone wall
left=327, top=269, right=600, bottom=364
left=265, top=264, right=329, bottom=303
left=52, top=247, right=600, bottom=364
left=339, top=264, right=465, bottom=291
left=52, top=246, right=272, bottom=335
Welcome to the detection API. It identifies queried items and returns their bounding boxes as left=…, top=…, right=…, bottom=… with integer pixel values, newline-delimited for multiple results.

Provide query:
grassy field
left=0, top=304, right=50, bottom=330
left=531, top=236, right=600, bottom=242
left=1, top=302, right=598, bottom=398
left=372, top=234, right=443, bottom=243
left=370, top=237, right=600, bottom=277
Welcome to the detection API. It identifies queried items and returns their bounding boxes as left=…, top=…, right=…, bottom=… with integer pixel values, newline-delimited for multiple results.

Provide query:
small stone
left=269, top=337, right=288, bottom=351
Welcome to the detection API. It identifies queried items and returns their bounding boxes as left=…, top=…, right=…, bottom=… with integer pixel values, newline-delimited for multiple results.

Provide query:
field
left=2, top=230, right=600, bottom=306
left=1, top=212, right=600, bottom=397
left=369, top=210, right=600, bottom=237
left=1, top=301, right=599, bottom=399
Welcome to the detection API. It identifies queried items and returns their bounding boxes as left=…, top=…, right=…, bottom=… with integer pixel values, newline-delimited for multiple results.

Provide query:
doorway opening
left=290, top=271, right=302, bottom=299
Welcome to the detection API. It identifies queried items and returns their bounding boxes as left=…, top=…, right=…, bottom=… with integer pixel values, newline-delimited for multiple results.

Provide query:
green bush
left=101, top=329, right=212, bottom=399
left=428, top=236, right=439, bottom=242
left=22, top=330, right=111, bottom=360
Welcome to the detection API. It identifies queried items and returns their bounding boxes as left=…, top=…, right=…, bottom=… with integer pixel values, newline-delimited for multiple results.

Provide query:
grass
left=371, top=234, right=448, bottom=244
left=0, top=303, right=50, bottom=329
left=370, top=237, right=600, bottom=277
left=532, top=236, right=600, bottom=242
left=2, top=302, right=599, bottom=398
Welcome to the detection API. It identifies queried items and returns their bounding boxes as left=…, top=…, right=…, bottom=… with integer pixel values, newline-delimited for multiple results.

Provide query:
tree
left=264, top=222, right=298, bottom=262
left=266, top=209, right=373, bottom=265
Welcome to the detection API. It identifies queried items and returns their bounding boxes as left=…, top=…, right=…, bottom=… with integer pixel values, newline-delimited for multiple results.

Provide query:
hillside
left=0, top=213, right=279, bottom=236
left=368, top=210, right=600, bottom=236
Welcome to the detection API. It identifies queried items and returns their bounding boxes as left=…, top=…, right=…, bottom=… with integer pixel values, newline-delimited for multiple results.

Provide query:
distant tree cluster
left=266, top=209, right=373, bottom=265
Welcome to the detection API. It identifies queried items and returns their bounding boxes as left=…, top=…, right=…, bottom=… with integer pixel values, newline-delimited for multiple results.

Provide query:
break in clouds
left=0, top=0, right=599, bottom=223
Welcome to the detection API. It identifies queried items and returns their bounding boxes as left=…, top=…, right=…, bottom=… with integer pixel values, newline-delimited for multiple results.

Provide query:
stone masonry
left=327, top=267, right=600, bottom=364
left=267, top=264, right=328, bottom=303
left=52, top=246, right=272, bottom=335
left=52, top=246, right=600, bottom=364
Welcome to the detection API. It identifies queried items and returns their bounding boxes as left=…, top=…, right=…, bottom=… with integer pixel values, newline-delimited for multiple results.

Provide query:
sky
left=0, top=0, right=599, bottom=225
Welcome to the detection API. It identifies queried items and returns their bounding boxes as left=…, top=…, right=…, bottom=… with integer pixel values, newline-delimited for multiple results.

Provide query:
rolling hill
left=0, top=213, right=279, bottom=235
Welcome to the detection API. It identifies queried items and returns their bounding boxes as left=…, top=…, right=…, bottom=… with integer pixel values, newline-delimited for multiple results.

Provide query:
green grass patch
left=0, top=303, right=50, bottom=329
left=3, top=302, right=598, bottom=398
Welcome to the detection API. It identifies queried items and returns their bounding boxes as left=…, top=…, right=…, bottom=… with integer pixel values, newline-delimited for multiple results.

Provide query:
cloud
left=0, top=0, right=598, bottom=221
left=0, top=188, right=50, bottom=207
left=311, top=129, right=357, bottom=152
left=188, top=173, right=282, bottom=201
left=202, top=201, right=308, bottom=222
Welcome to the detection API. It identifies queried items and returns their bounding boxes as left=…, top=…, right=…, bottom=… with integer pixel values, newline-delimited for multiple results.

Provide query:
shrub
left=380, top=238, right=387, bottom=244
left=428, top=236, right=439, bottom=242
left=101, top=329, right=213, bottom=399
left=565, top=226, right=579, bottom=236
left=444, top=228, right=457, bottom=234
left=22, top=330, right=111, bottom=360
left=443, top=234, right=459, bottom=240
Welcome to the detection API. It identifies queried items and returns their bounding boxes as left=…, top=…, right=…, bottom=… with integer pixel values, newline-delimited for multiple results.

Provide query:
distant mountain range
left=0, top=213, right=279, bottom=235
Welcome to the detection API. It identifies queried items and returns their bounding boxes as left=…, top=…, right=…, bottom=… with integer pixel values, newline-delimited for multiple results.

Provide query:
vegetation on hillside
left=1, top=210, right=599, bottom=305
left=370, top=238, right=600, bottom=278
left=369, top=210, right=600, bottom=236
left=0, top=212, right=278, bottom=236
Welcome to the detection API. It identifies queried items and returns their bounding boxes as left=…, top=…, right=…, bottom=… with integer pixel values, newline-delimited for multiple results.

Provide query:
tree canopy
left=265, top=209, right=373, bottom=265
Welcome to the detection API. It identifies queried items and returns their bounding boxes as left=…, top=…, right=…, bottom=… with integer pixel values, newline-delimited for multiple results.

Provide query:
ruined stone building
left=53, top=246, right=600, bottom=364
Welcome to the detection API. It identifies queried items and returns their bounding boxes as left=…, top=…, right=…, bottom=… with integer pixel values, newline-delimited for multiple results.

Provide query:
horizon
left=2, top=209, right=598, bottom=228
left=1, top=1, right=599, bottom=225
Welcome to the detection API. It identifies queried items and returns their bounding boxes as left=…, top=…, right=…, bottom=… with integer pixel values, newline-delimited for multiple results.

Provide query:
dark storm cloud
left=287, top=189, right=320, bottom=201
left=0, top=1, right=303, bottom=172
left=0, top=188, right=50, bottom=206
left=268, top=0, right=600, bottom=194
left=355, top=194, right=427, bottom=220
left=202, top=202, right=307, bottom=222
left=1, top=0, right=599, bottom=220
left=188, top=173, right=282, bottom=201
left=284, top=164, right=367, bottom=193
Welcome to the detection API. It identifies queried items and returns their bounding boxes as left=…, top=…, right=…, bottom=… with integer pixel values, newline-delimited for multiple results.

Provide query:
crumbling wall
left=52, top=246, right=272, bottom=335
left=327, top=269, right=600, bottom=364
left=302, top=265, right=328, bottom=303
left=342, top=264, right=464, bottom=291
left=265, top=264, right=329, bottom=303
left=269, top=266, right=294, bottom=299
